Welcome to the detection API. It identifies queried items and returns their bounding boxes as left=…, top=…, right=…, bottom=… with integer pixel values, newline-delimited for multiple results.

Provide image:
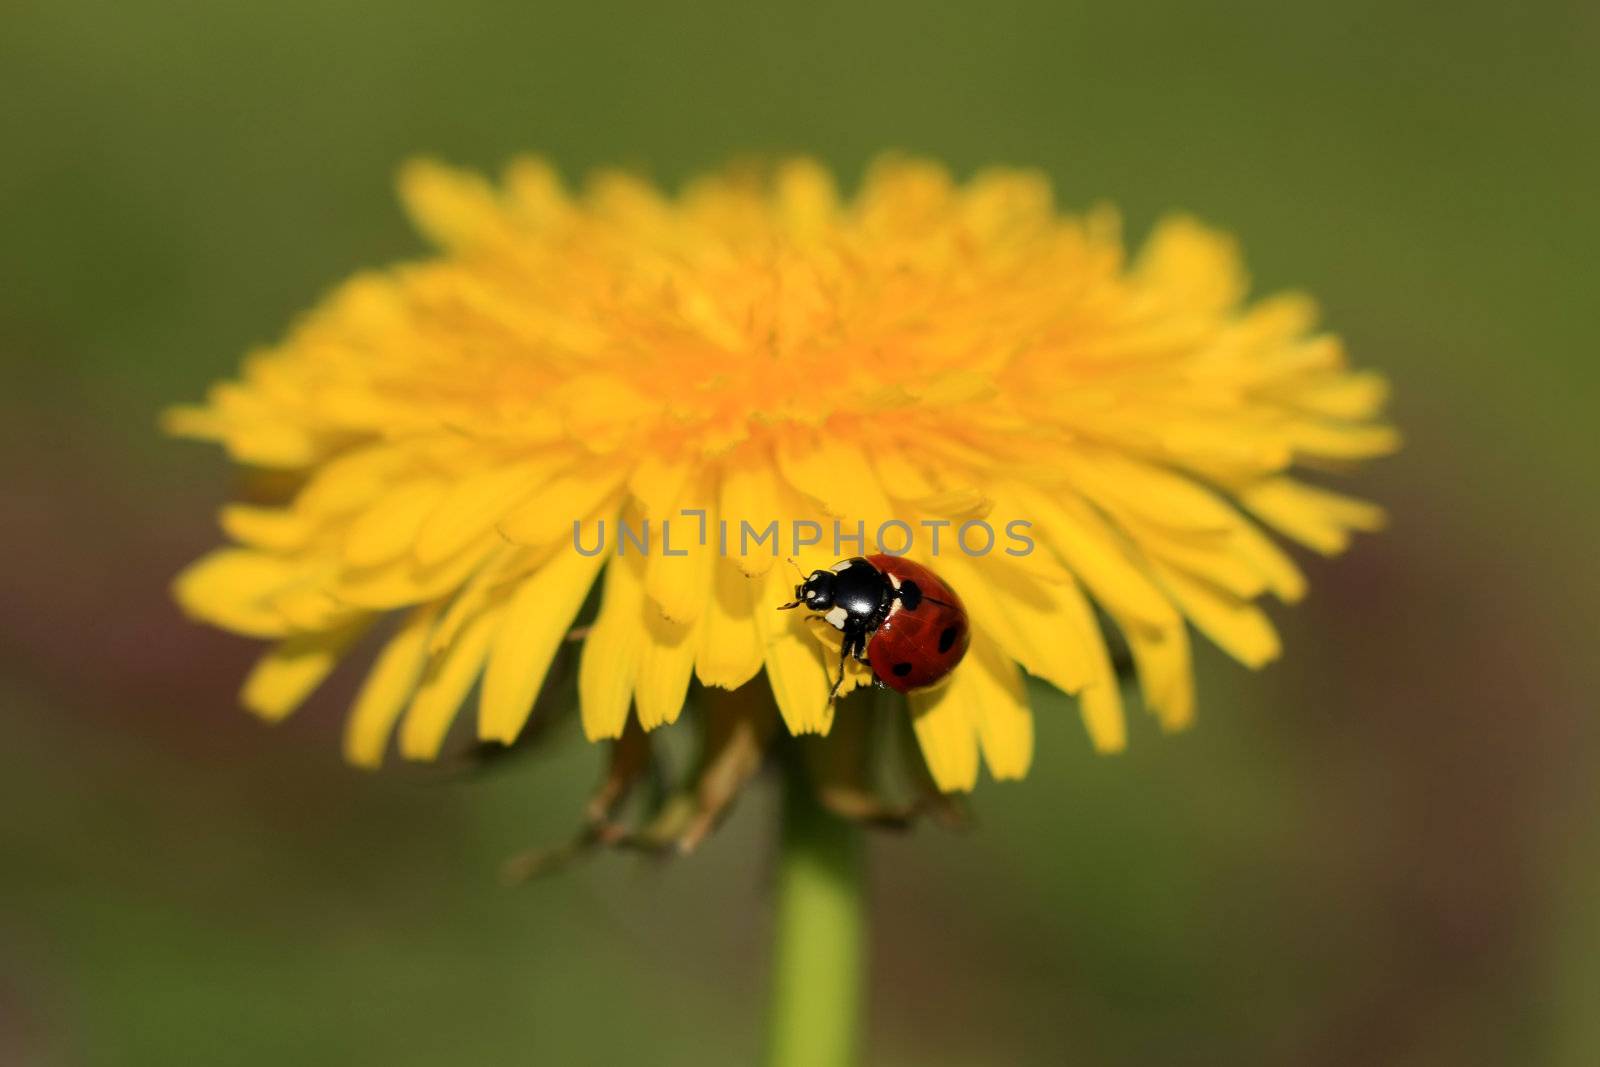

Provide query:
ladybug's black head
left=795, top=570, right=837, bottom=611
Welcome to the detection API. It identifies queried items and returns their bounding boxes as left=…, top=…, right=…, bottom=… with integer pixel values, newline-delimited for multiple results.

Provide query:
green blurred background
left=3, top=2, right=1595, bottom=1063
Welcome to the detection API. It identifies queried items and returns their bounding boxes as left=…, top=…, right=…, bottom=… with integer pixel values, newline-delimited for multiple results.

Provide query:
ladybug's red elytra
left=779, top=554, right=971, bottom=699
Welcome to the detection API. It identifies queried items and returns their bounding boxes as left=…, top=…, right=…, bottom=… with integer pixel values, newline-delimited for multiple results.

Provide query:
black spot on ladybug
left=938, top=625, right=960, bottom=653
left=891, top=662, right=914, bottom=677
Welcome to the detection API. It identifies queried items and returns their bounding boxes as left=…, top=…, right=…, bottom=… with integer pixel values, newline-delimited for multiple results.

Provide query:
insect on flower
left=166, top=153, right=1399, bottom=800
left=781, top=555, right=971, bottom=700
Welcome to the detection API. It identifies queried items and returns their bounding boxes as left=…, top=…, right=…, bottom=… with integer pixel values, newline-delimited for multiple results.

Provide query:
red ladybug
left=780, top=554, right=970, bottom=698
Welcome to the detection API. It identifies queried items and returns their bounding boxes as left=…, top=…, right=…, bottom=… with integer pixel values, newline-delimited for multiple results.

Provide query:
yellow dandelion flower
left=167, top=154, right=1395, bottom=805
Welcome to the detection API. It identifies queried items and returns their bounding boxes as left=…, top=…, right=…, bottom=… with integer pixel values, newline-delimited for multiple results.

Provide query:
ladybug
left=780, top=554, right=970, bottom=698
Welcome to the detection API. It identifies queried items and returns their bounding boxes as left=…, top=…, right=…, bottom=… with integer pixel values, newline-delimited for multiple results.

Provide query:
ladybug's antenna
left=777, top=558, right=808, bottom=611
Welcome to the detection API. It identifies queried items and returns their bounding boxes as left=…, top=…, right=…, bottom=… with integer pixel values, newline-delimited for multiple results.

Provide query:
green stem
left=766, top=762, right=866, bottom=1067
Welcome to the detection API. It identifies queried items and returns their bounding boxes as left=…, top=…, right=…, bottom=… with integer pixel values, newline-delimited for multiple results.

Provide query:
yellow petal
left=429, top=544, right=520, bottom=655
left=414, top=459, right=551, bottom=568
left=219, top=505, right=316, bottom=553
left=719, top=449, right=783, bottom=577
left=296, top=443, right=413, bottom=518
left=1284, top=419, right=1402, bottom=462
left=478, top=543, right=607, bottom=744
left=1150, top=417, right=1293, bottom=479
left=774, top=157, right=839, bottom=237
left=1228, top=518, right=1307, bottom=603
left=1136, top=215, right=1246, bottom=314
left=578, top=552, right=647, bottom=740
left=552, top=375, right=659, bottom=452
left=908, top=369, right=999, bottom=408
left=907, top=682, right=980, bottom=793
left=164, top=397, right=318, bottom=468
left=1124, top=620, right=1194, bottom=731
left=956, top=487, right=1071, bottom=587
left=499, top=469, right=625, bottom=547
left=755, top=563, right=833, bottom=735
left=859, top=157, right=956, bottom=235
left=173, top=548, right=301, bottom=639
left=935, top=553, right=1092, bottom=696
left=643, top=487, right=715, bottom=624
left=1007, top=484, right=1181, bottom=632
left=868, top=444, right=938, bottom=500
left=967, top=635, right=1034, bottom=781
left=635, top=609, right=698, bottom=731
left=334, top=530, right=502, bottom=611
left=776, top=433, right=894, bottom=525
left=1240, top=477, right=1387, bottom=556
left=1231, top=292, right=1319, bottom=350
left=1155, top=563, right=1280, bottom=669
left=503, top=156, right=573, bottom=229
left=1124, top=519, right=1269, bottom=600
left=398, top=599, right=505, bottom=760
left=160, top=403, right=224, bottom=444
left=342, top=480, right=446, bottom=569
left=397, top=157, right=511, bottom=251
left=1078, top=679, right=1126, bottom=753
left=587, top=170, right=674, bottom=233
left=959, top=167, right=1053, bottom=242
left=1278, top=371, right=1390, bottom=421
left=627, top=452, right=695, bottom=521
left=696, top=560, right=764, bottom=690
left=344, top=603, right=441, bottom=768
left=241, top=620, right=369, bottom=722
left=901, top=488, right=993, bottom=521
left=1067, top=454, right=1306, bottom=602
left=1049, top=573, right=1128, bottom=753
left=1065, top=451, right=1238, bottom=534
left=268, top=583, right=355, bottom=633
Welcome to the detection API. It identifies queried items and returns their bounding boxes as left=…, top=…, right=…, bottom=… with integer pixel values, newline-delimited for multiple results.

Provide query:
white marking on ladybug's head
left=831, top=560, right=854, bottom=573
left=886, top=572, right=902, bottom=589
left=823, top=606, right=849, bottom=630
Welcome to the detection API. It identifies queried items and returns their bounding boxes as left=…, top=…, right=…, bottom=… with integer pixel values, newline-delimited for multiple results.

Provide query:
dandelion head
left=168, top=155, right=1396, bottom=846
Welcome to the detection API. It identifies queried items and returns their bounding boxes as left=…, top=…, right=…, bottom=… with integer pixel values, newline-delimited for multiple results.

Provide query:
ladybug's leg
left=830, top=625, right=867, bottom=701
left=828, top=646, right=853, bottom=702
